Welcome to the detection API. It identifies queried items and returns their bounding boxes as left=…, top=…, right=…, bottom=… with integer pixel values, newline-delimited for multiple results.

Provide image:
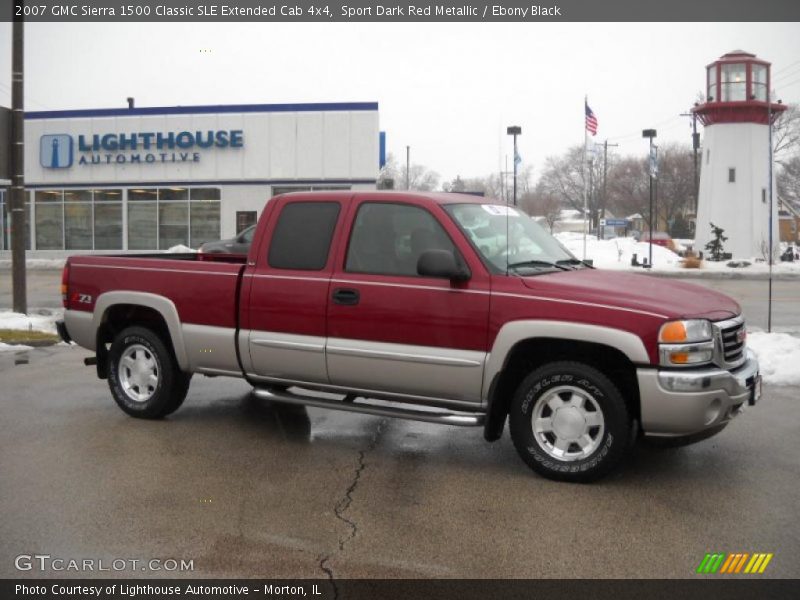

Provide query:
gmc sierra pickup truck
left=58, top=191, right=761, bottom=482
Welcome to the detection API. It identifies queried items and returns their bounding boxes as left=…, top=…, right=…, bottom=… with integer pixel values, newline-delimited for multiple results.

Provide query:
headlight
left=658, top=319, right=713, bottom=367
left=658, top=319, right=712, bottom=344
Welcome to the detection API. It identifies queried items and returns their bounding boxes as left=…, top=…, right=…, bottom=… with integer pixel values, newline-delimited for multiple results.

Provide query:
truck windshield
left=444, top=203, right=578, bottom=274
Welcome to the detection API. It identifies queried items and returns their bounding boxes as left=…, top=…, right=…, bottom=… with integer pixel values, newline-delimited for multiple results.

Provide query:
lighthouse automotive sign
left=40, top=130, right=244, bottom=169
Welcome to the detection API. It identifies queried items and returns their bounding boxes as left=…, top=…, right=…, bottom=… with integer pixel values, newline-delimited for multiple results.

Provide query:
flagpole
left=583, top=95, right=588, bottom=261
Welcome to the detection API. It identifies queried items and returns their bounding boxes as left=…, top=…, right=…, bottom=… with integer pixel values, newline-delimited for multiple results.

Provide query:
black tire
left=509, top=361, right=631, bottom=483
left=107, top=326, right=191, bottom=419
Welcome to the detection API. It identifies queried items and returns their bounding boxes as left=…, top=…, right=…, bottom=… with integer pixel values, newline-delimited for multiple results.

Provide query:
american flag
left=585, top=102, right=598, bottom=136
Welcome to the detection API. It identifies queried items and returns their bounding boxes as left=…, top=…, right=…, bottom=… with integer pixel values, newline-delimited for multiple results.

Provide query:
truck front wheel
left=509, top=361, right=631, bottom=482
left=107, top=326, right=191, bottom=419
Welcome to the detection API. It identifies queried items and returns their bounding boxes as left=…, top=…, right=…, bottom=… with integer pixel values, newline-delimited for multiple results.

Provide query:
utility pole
left=600, top=140, right=619, bottom=233
left=11, top=14, right=27, bottom=314
left=681, top=110, right=701, bottom=216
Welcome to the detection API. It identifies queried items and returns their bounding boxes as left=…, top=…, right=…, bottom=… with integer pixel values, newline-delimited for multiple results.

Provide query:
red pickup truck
left=58, top=191, right=760, bottom=482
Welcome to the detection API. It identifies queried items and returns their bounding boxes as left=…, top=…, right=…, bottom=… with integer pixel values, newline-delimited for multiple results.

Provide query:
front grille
left=713, top=317, right=746, bottom=369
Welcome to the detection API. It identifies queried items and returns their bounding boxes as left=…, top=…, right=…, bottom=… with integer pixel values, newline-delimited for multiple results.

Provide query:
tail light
left=61, top=261, right=70, bottom=309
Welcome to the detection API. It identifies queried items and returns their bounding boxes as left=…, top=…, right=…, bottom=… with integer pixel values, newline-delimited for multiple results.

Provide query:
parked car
left=57, top=191, right=760, bottom=482
left=198, top=224, right=255, bottom=254
left=640, top=231, right=677, bottom=252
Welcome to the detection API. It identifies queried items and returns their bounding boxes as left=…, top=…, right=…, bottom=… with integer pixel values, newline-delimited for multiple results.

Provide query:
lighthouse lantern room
left=692, top=50, right=786, bottom=259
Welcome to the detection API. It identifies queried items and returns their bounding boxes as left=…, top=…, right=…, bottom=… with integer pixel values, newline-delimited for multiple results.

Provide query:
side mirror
left=417, top=250, right=470, bottom=281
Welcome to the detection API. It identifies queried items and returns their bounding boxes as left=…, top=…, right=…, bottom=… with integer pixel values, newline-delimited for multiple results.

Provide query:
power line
left=607, top=115, right=682, bottom=142
left=772, top=59, right=800, bottom=76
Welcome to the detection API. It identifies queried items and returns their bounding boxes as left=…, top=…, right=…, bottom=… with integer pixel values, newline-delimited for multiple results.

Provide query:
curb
left=0, top=339, right=60, bottom=348
left=639, top=269, right=800, bottom=281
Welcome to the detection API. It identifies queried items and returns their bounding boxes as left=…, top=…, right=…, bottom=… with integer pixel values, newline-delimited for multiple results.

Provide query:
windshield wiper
left=556, top=258, right=592, bottom=269
left=506, top=260, right=569, bottom=272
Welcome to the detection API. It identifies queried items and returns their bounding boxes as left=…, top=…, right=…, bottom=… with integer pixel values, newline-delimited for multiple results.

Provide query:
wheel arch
left=94, top=292, right=188, bottom=376
left=483, top=321, right=646, bottom=441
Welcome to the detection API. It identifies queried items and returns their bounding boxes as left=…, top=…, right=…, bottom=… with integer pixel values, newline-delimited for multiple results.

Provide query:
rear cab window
left=267, top=201, right=341, bottom=270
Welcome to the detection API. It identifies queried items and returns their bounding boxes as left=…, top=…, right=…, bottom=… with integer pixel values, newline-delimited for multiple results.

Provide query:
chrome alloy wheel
left=531, top=385, right=605, bottom=461
left=118, top=344, right=159, bottom=403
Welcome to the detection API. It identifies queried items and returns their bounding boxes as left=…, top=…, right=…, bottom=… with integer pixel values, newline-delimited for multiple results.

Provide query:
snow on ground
left=556, top=233, right=800, bottom=275
left=0, top=342, right=33, bottom=352
left=0, top=309, right=62, bottom=334
left=748, top=332, right=800, bottom=386
left=556, top=232, right=683, bottom=269
left=0, top=246, right=196, bottom=270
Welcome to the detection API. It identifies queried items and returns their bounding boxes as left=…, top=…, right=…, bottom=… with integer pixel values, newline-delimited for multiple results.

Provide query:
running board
left=253, top=387, right=485, bottom=427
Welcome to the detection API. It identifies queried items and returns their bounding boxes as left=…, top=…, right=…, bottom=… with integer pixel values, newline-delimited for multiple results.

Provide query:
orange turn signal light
left=660, top=321, right=687, bottom=343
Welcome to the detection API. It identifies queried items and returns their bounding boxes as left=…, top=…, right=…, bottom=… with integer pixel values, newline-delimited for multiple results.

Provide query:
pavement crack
left=318, top=418, right=387, bottom=596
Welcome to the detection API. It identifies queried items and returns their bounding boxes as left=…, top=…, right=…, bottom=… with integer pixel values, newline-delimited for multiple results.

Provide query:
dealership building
left=0, top=101, right=382, bottom=254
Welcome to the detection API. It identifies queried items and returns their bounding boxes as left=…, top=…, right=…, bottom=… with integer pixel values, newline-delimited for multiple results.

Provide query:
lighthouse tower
left=693, top=50, right=786, bottom=259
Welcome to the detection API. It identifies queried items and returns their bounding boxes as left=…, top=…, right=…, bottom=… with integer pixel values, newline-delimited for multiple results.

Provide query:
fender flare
left=94, top=291, right=189, bottom=371
left=482, top=320, right=649, bottom=402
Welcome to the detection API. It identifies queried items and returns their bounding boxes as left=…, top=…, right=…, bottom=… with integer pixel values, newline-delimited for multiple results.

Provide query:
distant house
left=778, top=200, right=800, bottom=243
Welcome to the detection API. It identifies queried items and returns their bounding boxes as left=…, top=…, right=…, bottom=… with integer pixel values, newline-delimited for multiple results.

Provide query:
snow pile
left=748, top=332, right=800, bottom=386
left=0, top=258, right=66, bottom=270
left=555, top=232, right=683, bottom=269
left=164, top=245, right=196, bottom=253
left=0, top=310, right=62, bottom=334
left=0, top=342, right=33, bottom=352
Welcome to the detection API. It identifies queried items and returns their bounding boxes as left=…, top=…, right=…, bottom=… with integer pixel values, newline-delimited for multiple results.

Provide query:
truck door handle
left=332, top=288, right=360, bottom=305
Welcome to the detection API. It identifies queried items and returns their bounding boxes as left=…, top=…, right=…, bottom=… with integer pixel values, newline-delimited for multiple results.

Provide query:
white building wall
left=25, top=107, right=379, bottom=186
left=696, top=122, right=777, bottom=259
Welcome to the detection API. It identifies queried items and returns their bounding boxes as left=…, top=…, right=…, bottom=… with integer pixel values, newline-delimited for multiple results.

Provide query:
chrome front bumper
left=637, top=349, right=760, bottom=438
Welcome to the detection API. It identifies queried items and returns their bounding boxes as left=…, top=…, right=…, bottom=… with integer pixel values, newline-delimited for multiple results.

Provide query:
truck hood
left=521, top=269, right=740, bottom=321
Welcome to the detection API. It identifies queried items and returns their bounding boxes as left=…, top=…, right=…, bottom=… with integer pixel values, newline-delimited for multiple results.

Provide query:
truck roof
left=272, top=190, right=495, bottom=206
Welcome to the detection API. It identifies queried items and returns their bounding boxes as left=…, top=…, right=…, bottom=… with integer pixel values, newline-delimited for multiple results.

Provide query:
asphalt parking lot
left=1, top=344, right=798, bottom=579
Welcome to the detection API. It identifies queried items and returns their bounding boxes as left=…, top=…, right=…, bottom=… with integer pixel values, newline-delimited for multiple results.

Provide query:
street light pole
left=642, top=129, right=657, bottom=269
left=507, top=126, right=521, bottom=206
left=405, top=145, right=410, bottom=190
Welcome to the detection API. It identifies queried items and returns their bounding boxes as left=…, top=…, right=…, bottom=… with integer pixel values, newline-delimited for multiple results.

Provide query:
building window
left=128, top=189, right=158, bottom=250
left=707, top=66, right=717, bottom=101
left=189, top=188, right=221, bottom=248
left=94, top=189, right=123, bottom=250
left=0, top=190, right=27, bottom=251
left=752, top=64, right=767, bottom=101
left=728, top=168, right=736, bottom=183
left=762, top=189, right=767, bottom=204
left=707, top=149, right=710, bottom=165
left=63, top=189, right=93, bottom=250
left=721, top=63, right=746, bottom=102
left=158, top=187, right=189, bottom=249
left=236, top=211, right=258, bottom=234
left=126, top=187, right=221, bottom=250
left=35, top=190, right=64, bottom=250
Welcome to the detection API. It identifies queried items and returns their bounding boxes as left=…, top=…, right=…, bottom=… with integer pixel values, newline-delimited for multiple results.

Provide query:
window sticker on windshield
left=482, top=205, right=520, bottom=217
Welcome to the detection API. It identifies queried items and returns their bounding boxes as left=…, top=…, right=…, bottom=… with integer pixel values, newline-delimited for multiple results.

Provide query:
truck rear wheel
left=107, top=326, right=191, bottom=419
left=509, top=361, right=630, bottom=483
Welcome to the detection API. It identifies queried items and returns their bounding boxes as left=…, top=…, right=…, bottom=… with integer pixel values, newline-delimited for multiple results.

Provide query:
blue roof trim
left=25, top=102, right=379, bottom=120
left=24, top=178, right=377, bottom=189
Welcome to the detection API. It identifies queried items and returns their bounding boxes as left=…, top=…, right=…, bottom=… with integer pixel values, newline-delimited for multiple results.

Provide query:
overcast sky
left=1, top=22, right=799, bottom=183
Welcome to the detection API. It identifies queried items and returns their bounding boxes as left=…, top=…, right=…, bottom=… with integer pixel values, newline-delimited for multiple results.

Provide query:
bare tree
left=778, top=154, right=800, bottom=210
left=773, top=103, right=800, bottom=166
left=521, top=182, right=562, bottom=232
left=537, top=145, right=604, bottom=227
left=377, top=153, right=440, bottom=191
